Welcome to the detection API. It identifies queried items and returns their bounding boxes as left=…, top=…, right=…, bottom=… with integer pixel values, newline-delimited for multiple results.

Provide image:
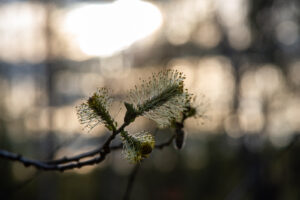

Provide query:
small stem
left=123, top=164, right=141, bottom=200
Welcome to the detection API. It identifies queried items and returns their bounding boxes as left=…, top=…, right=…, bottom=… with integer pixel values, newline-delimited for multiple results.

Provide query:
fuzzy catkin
left=128, top=69, right=191, bottom=127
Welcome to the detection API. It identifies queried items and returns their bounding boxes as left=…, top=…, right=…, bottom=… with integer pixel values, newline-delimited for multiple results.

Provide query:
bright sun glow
left=64, top=0, right=162, bottom=57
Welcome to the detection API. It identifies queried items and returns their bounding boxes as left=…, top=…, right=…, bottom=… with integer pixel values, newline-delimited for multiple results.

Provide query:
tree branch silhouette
left=0, top=131, right=175, bottom=171
left=0, top=121, right=128, bottom=171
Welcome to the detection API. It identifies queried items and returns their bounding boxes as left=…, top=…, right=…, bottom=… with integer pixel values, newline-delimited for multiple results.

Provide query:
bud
left=121, top=131, right=155, bottom=163
left=172, top=95, right=208, bottom=150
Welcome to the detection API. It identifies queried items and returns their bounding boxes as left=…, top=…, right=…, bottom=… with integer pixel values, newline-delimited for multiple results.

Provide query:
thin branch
left=0, top=126, right=175, bottom=171
left=47, top=142, right=124, bottom=165
left=0, top=148, right=104, bottom=171
left=123, top=164, right=141, bottom=200
left=0, top=122, right=129, bottom=171
left=46, top=145, right=105, bottom=165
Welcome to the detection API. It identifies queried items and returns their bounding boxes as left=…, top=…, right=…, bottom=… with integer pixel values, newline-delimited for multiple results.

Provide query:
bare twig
left=0, top=122, right=175, bottom=172
left=0, top=122, right=129, bottom=171
left=0, top=148, right=104, bottom=171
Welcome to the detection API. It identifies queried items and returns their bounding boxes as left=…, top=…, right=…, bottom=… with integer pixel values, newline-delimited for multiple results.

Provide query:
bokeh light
left=62, top=0, right=162, bottom=57
left=0, top=2, right=46, bottom=63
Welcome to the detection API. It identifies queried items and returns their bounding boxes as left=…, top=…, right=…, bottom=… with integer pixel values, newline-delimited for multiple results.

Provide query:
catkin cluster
left=76, top=69, right=202, bottom=163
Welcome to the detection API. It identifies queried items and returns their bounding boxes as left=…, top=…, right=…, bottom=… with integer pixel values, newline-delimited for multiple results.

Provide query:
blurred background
left=0, top=0, right=300, bottom=199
